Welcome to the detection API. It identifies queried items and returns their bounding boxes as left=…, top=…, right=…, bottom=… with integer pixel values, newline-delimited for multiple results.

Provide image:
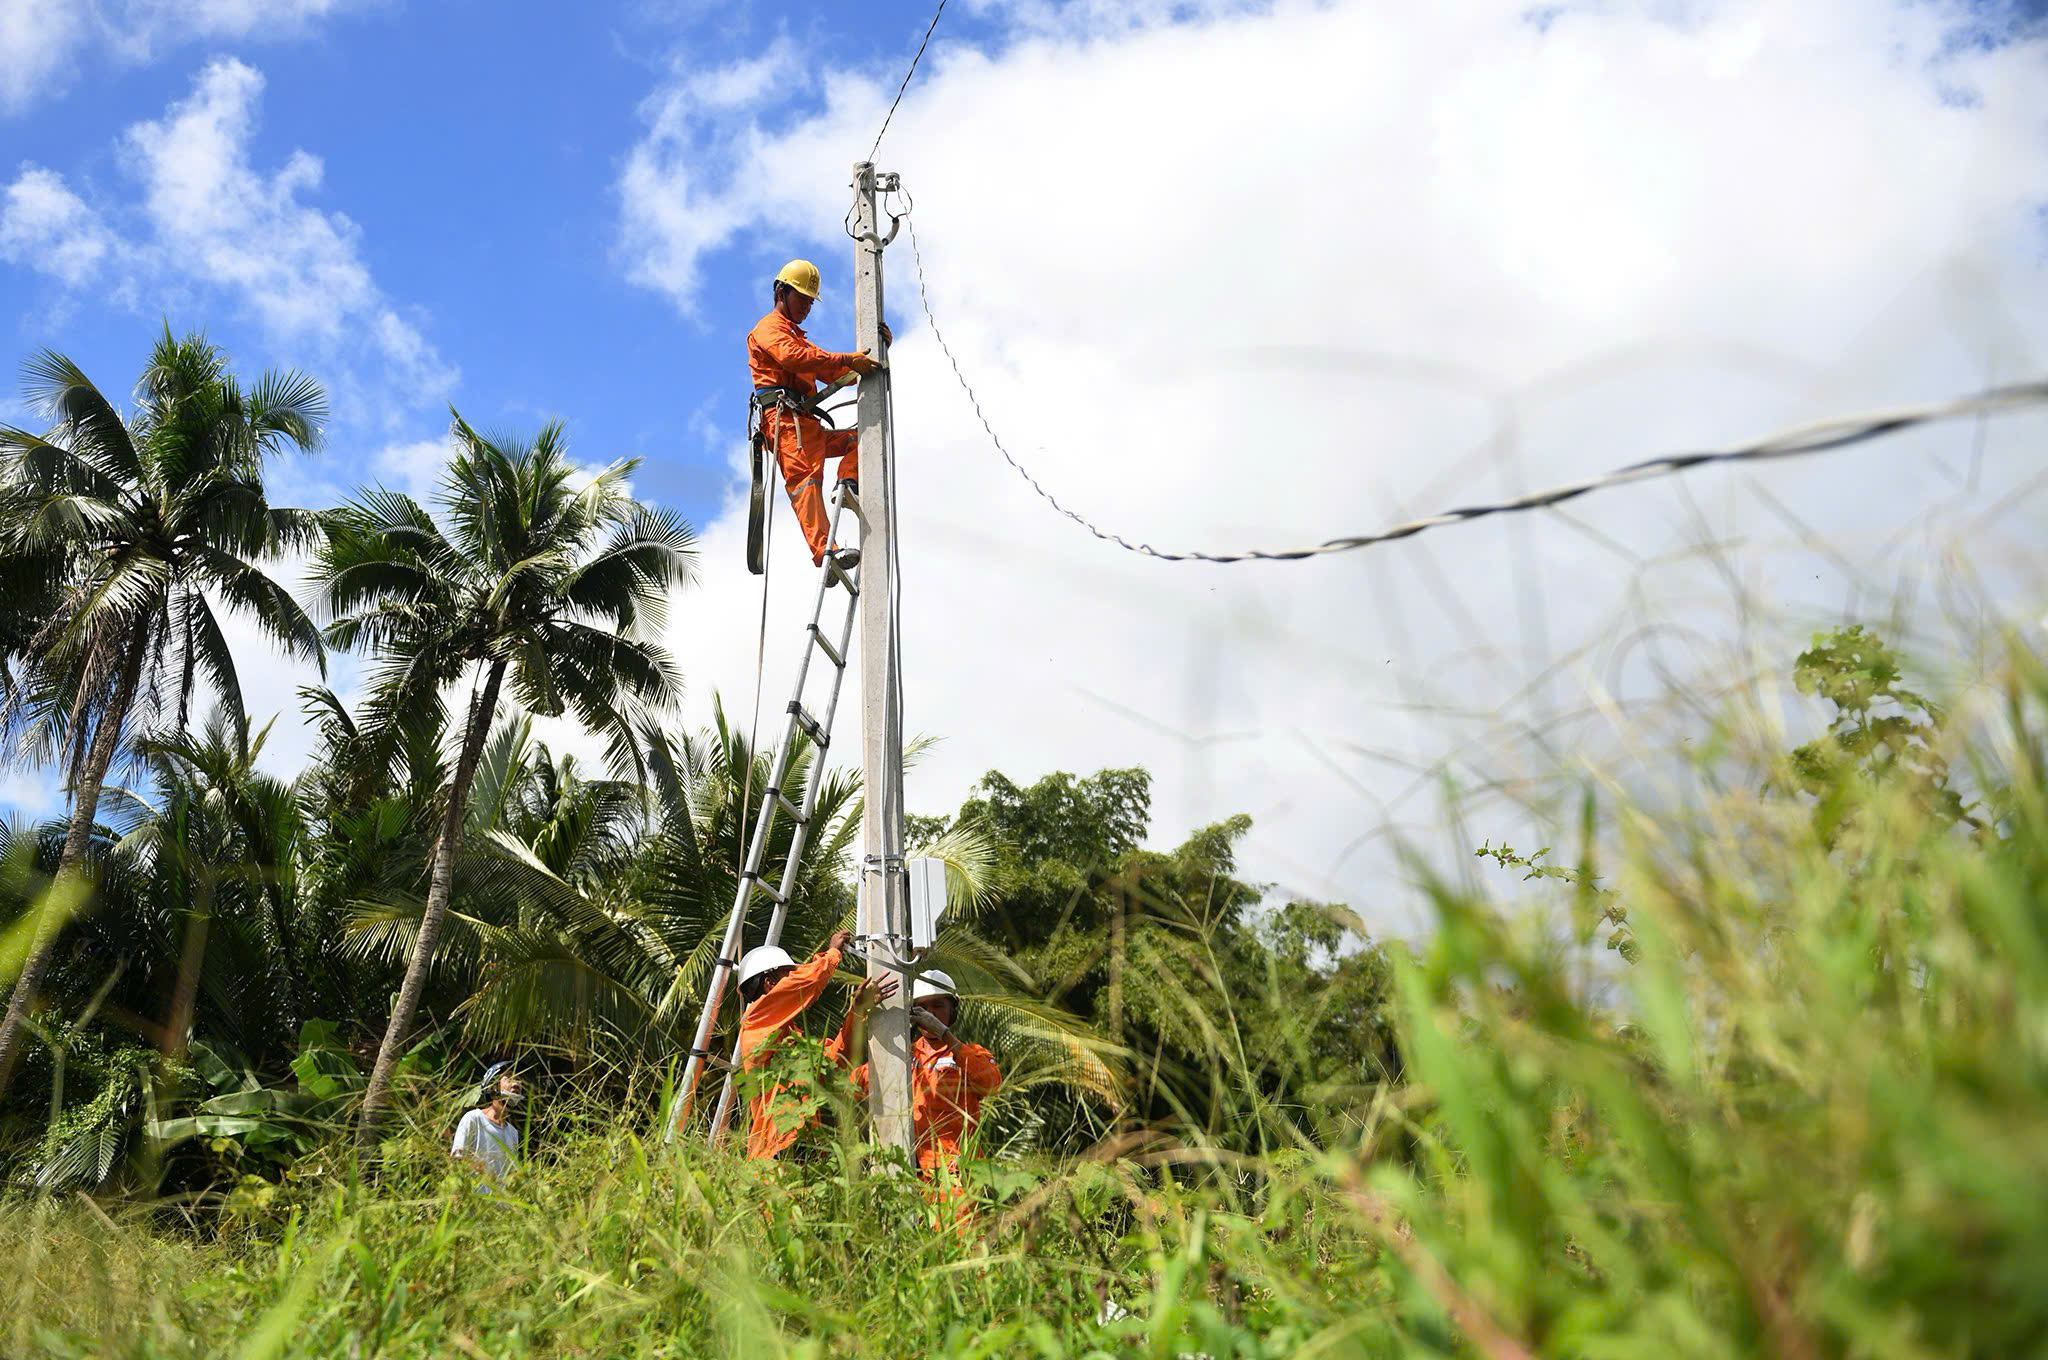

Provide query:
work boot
left=824, top=546, right=860, bottom=574
left=836, top=477, right=859, bottom=500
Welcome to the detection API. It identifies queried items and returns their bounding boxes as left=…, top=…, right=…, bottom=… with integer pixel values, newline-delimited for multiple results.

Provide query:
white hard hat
left=737, top=944, right=797, bottom=986
left=912, top=969, right=957, bottom=1002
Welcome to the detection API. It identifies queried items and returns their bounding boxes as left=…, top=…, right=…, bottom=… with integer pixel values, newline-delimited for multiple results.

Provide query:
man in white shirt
left=450, top=1065, right=521, bottom=1181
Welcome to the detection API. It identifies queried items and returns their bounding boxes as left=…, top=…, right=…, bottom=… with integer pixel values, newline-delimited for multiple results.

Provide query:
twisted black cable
left=903, top=216, right=2048, bottom=565
left=869, top=0, right=950, bottom=162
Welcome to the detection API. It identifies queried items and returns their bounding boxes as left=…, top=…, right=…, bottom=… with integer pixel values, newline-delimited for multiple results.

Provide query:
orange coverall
left=852, top=1034, right=1003, bottom=1182
left=747, top=310, right=862, bottom=565
left=737, top=944, right=853, bottom=1160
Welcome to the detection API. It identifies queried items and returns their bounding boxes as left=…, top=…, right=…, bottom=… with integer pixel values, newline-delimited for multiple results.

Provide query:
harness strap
left=751, top=385, right=836, bottom=429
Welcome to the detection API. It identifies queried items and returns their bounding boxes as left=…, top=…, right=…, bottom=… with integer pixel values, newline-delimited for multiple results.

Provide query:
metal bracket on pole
left=852, top=220, right=902, bottom=249
left=847, top=171, right=904, bottom=247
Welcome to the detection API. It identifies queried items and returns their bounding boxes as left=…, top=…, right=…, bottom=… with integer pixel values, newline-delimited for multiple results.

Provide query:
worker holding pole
left=733, top=929, right=894, bottom=1160
left=851, top=970, right=1002, bottom=1217
left=747, top=260, right=890, bottom=567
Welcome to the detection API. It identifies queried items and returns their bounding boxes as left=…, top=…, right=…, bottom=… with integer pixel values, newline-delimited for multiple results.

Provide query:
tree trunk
left=0, top=627, right=148, bottom=1097
left=163, top=873, right=211, bottom=1063
left=355, top=659, right=507, bottom=1149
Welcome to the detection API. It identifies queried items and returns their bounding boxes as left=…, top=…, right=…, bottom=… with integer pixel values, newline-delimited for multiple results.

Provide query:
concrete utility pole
left=850, top=160, right=914, bottom=1157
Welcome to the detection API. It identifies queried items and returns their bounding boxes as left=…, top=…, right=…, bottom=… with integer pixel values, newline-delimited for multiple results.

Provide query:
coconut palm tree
left=0, top=331, right=326, bottom=1094
left=312, top=412, right=695, bottom=1142
left=423, top=704, right=864, bottom=1055
left=104, top=713, right=310, bottom=1064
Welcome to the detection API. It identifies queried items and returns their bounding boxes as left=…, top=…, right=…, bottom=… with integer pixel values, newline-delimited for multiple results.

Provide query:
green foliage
left=309, top=411, right=698, bottom=1136
left=0, top=332, right=327, bottom=1099
left=1780, top=623, right=1972, bottom=844
left=0, top=330, right=328, bottom=751
left=145, top=1024, right=362, bottom=1181
left=735, top=1031, right=856, bottom=1149
left=312, top=413, right=695, bottom=786
left=0, top=1083, right=1396, bottom=1358
left=957, top=766, right=1152, bottom=870
left=1476, top=831, right=1637, bottom=962
left=15, top=1030, right=148, bottom=1191
left=10, top=639, right=2043, bottom=1356
left=946, top=767, right=1402, bottom=1155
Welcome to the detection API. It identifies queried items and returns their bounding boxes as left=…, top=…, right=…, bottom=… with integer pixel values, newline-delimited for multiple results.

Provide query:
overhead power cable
left=869, top=0, right=950, bottom=161
left=903, top=217, right=2048, bottom=565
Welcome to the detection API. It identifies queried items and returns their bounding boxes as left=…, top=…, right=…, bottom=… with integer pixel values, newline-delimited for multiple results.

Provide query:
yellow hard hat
left=774, top=259, right=821, bottom=299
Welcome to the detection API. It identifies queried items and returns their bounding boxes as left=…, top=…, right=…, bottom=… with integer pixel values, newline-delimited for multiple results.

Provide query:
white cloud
left=0, top=0, right=379, bottom=116
left=0, top=2, right=88, bottom=118
left=684, top=38, right=803, bottom=110
left=622, top=0, right=2048, bottom=931
left=0, top=166, right=121, bottom=286
left=369, top=436, right=455, bottom=503
left=0, top=58, right=455, bottom=413
left=0, top=767, right=66, bottom=825
left=617, top=38, right=830, bottom=315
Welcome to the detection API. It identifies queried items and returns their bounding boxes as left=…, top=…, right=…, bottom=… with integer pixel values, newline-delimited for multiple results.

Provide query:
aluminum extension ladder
left=666, top=485, right=863, bottom=1140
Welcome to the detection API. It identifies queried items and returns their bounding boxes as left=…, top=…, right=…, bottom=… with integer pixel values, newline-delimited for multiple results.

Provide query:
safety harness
left=746, top=385, right=842, bottom=577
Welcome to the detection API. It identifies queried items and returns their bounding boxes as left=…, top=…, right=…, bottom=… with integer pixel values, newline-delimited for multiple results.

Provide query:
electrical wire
left=869, top=0, right=950, bottom=161
left=738, top=415, right=779, bottom=878
left=902, top=214, right=2048, bottom=565
left=883, top=369, right=906, bottom=863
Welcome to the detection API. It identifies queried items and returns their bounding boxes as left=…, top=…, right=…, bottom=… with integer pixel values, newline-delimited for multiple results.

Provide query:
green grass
left=6, top=633, right=2047, bottom=1358
left=3, top=1117, right=1386, bottom=1358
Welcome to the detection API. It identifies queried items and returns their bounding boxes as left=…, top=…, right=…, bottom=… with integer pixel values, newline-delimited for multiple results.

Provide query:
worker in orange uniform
left=747, top=259, right=890, bottom=568
left=734, top=929, right=894, bottom=1160
left=852, top=969, right=1002, bottom=1215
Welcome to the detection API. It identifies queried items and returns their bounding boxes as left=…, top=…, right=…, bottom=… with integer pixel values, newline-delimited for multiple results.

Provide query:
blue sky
left=4, top=1, right=2046, bottom=920
left=1, top=0, right=1002, bottom=513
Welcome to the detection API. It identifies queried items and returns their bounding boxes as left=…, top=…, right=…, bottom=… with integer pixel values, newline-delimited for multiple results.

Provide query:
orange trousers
left=764, top=409, right=858, bottom=564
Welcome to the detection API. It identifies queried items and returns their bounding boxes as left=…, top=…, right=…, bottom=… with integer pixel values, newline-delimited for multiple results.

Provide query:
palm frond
left=167, top=589, right=247, bottom=741
left=465, top=716, right=535, bottom=836
left=19, top=349, right=141, bottom=483
left=23, top=492, right=135, bottom=547
left=243, top=368, right=328, bottom=454
left=559, top=504, right=699, bottom=631
left=188, top=544, right=324, bottom=672
left=0, top=425, right=128, bottom=503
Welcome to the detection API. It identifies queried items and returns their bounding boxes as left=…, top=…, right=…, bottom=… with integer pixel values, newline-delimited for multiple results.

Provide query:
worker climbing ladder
left=668, top=162, right=917, bottom=1152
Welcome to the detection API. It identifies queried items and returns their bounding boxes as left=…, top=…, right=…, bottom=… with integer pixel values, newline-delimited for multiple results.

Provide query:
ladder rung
left=787, top=701, right=828, bottom=748
left=835, top=486, right=861, bottom=516
left=826, top=556, right=859, bottom=595
left=771, top=788, right=805, bottom=822
left=688, top=1047, right=736, bottom=1073
left=808, top=623, right=845, bottom=669
left=742, top=870, right=786, bottom=906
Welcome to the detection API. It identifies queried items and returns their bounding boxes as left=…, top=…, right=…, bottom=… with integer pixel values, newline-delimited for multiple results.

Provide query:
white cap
left=912, top=969, right=957, bottom=1002
left=736, top=944, right=797, bottom=986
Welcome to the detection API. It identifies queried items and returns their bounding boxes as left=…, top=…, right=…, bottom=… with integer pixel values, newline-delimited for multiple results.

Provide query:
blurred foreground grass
left=5, top=628, right=2047, bottom=1359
